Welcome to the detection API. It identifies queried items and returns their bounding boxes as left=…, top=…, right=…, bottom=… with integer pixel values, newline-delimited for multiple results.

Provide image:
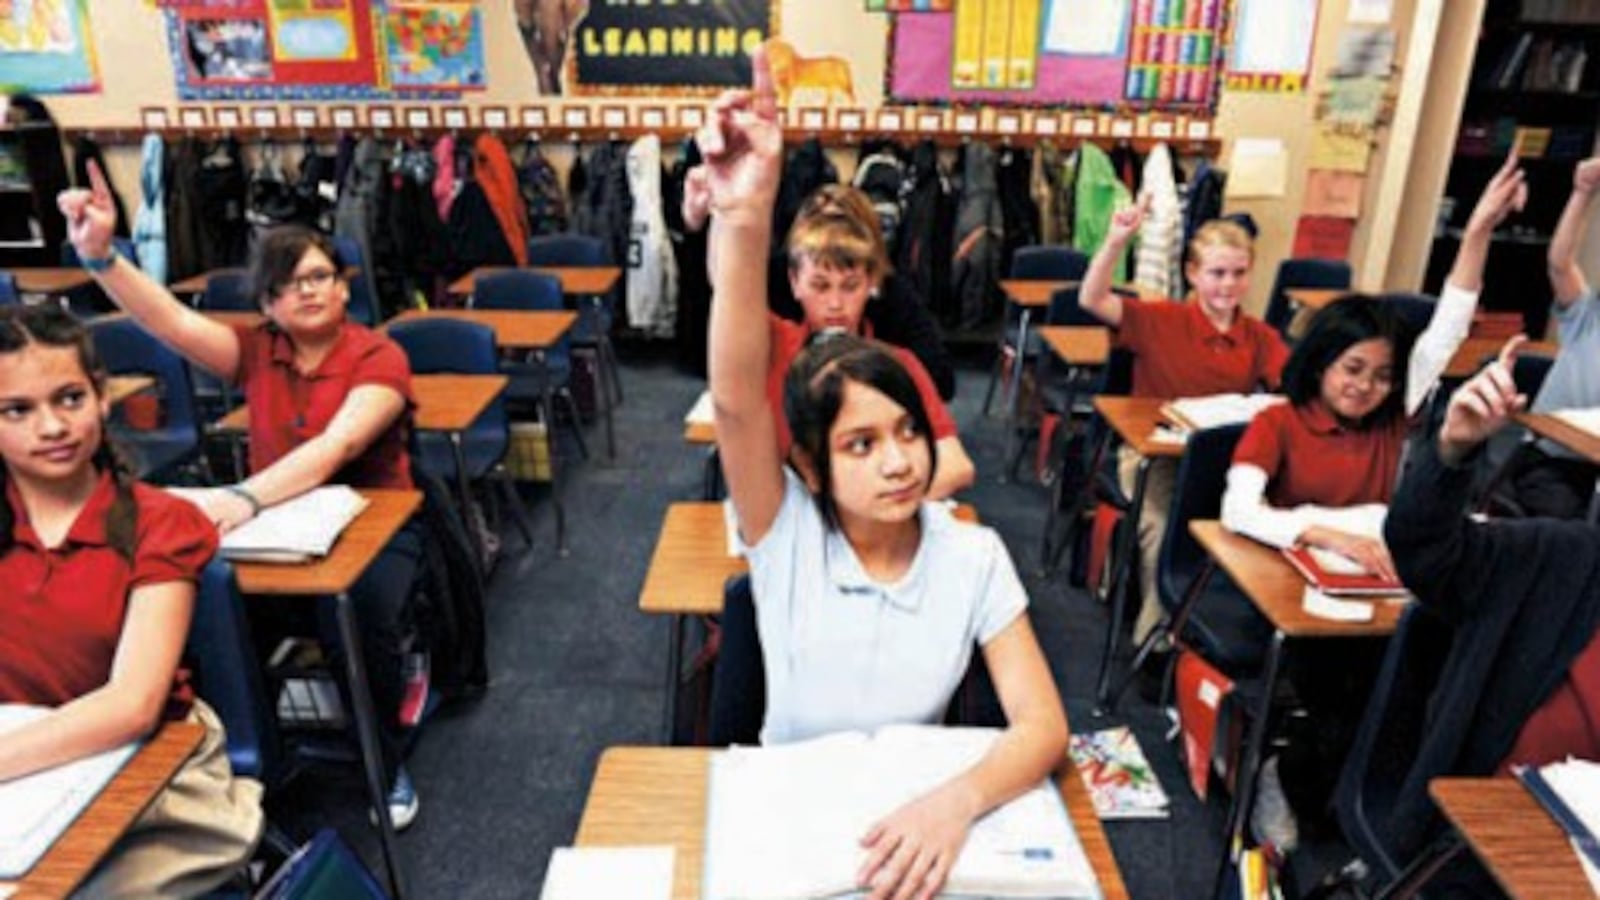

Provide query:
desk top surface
left=11, top=267, right=93, bottom=294
left=575, top=744, right=1130, bottom=900
left=1091, top=396, right=1186, bottom=460
left=1037, top=325, right=1111, bottom=367
left=232, top=490, right=421, bottom=596
left=0, top=722, right=204, bottom=897
left=1516, top=412, right=1600, bottom=467
left=1430, top=777, right=1592, bottom=899
left=1189, top=520, right=1408, bottom=638
left=445, top=266, right=621, bottom=297
left=386, top=308, right=576, bottom=350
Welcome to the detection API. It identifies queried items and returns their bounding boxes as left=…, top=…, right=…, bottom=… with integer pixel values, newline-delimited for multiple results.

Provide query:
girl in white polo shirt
left=698, top=45, right=1068, bottom=900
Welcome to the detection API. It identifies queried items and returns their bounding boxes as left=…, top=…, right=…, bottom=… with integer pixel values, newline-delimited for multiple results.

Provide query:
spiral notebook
left=169, top=486, right=368, bottom=563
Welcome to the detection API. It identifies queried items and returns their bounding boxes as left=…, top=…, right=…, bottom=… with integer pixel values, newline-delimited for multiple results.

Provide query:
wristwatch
left=80, top=247, right=119, bottom=273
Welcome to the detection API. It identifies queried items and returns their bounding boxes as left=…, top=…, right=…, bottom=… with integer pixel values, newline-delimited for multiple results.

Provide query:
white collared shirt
left=743, top=472, right=1027, bottom=745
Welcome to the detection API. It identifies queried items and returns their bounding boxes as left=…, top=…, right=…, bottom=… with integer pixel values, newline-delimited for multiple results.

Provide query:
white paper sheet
left=1043, top=0, right=1128, bottom=57
left=540, top=846, right=675, bottom=900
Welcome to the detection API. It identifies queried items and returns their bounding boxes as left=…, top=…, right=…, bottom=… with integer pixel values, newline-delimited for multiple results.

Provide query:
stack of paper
left=540, top=846, right=675, bottom=900
left=1161, top=394, right=1284, bottom=433
left=0, top=706, right=139, bottom=879
left=170, top=486, right=368, bottom=563
left=704, top=726, right=1102, bottom=899
left=1068, top=727, right=1170, bottom=820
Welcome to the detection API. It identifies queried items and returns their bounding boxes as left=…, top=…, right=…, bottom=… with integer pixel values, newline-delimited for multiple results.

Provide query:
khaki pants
left=77, top=700, right=264, bottom=899
left=1117, top=445, right=1177, bottom=647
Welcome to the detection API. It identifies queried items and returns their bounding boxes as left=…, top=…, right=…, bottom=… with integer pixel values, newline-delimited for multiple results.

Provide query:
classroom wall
left=33, top=1, right=1451, bottom=316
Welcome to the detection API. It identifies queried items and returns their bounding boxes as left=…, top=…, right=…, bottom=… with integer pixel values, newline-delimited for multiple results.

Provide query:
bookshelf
left=0, top=122, right=69, bottom=268
left=1423, top=0, right=1600, bottom=338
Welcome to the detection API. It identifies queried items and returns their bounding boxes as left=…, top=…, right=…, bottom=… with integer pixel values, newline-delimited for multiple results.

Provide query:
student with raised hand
left=1495, top=155, right=1600, bottom=518
left=703, top=44, right=1067, bottom=900
left=1080, top=197, right=1290, bottom=648
left=0, top=304, right=261, bottom=896
left=58, top=164, right=426, bottom=829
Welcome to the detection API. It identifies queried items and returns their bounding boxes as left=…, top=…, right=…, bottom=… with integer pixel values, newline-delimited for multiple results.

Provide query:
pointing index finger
left=750, top=42, right=777, bottom=120
left=1497, top=334, right=1528, bottom=372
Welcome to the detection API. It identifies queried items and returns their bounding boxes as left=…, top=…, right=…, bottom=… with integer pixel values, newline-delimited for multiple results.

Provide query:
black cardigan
left=1379, top=438, right=1600, bottom=861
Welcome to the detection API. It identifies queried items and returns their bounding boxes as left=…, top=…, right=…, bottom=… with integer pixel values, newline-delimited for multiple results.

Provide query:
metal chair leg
left=557, top=389, right=590, bottom=461
left=496, top=472, right=535, bottom=548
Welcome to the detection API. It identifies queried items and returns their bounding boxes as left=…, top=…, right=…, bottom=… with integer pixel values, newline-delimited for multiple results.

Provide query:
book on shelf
left=704, top=726, right=1102, bottom=899
left=169, top=485, right=368, bottom=563
left=0, top=705, right=140, bottom=879
left=1159, top=393, right=1284, bottom=434
left=1281, top=545, right=1404, bottom=597
left=1067, top=726, right=1170, bottom=820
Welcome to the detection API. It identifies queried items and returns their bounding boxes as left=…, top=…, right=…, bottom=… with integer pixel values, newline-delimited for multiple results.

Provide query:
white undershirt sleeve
left=1405, top=283, right=1479, bottom=416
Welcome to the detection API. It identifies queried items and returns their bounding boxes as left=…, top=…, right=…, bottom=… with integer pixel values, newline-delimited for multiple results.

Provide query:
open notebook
left=0, top=705, right=139, bottom=879
left=1160, top=394, right=1284, bottom=433
left=704, top=726, right=1102, bottom=900
left=169, top=486, right=368, bottom=563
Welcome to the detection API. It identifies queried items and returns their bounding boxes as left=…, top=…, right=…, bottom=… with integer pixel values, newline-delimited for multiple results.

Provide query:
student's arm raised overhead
left=58, top=162, right=241, bottom=380
left=1078, top=192, right=1150, bottom=328
left=704, top=45, right=788, bottom=546
left=1548, top=157, right=1600, bottom=307
left=1408, top=149, right=1527, bottom=415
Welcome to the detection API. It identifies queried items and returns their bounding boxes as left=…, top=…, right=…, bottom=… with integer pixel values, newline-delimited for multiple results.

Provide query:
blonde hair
left=1187, top=219, right=1255, bottom=267
left=786, top=184, right=892, bottom=280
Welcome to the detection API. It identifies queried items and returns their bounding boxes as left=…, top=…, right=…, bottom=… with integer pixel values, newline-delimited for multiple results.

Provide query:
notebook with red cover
left=1281, top=545, right=1405, bottom=596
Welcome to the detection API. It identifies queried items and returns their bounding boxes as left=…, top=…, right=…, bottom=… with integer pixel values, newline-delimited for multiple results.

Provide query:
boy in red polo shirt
left=60, top=165, right=425, bottom=830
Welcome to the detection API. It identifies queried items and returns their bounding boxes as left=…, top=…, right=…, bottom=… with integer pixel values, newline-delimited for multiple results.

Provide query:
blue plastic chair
left=0, top=272, right=17, bottom=306
left=1264, top=258, right=1352, bottom=340
left=387, top=318, right=534, bottom=549
left=471, top=269, right=589, bottom=463
left=188, top=558, right=284, bottom=787
left=89, top=317, right=208, bottom=483
left=1376, top=292, right=1438, bottom=336
left=983, top=245, right=1090, bottom=415
left=526, top=233, right=619, bottom=457
left=255, top=828, right=389, bottom=900
left=197, top=270, right=256, bottom=312
left=331, top=236, right=379, bottom=327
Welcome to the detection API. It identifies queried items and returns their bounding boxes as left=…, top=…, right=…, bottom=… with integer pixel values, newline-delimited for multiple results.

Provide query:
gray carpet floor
left=272, top=348, right=1353, bottom=898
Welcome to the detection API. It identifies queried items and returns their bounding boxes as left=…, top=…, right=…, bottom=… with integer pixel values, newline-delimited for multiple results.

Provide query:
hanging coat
left=163, top=138, right=205, bottom=283
left=995, top=145, right=1039, bottom=281
left=432, top=135, right=459, bottom=223
left=1135, top=143, right=1183, bottom=298
left=664, top=140, right=709, bottom=374
left=132, top=135, right=167, bottom=286
left=473, top=134, right=528, bottom=267
left=193, top=137, right=250, bottom=269
left=949, top=141, right=1002, bottom=331
left=1073, top=143, right=1132, bottom=283
left=1030, top=141, right=1062, bottom=246
left=518, top=140, right=569, bottom=237
left=333, top=137, right=389, bottom=316
left=896, top=139, right=954, bottom=326
left=623, top=135, right=677, bottom=338
left=571, top=141, right=634, bottom=297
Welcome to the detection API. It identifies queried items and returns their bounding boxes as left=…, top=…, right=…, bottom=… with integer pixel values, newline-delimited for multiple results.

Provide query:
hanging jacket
left=446, top=178, right=516, bottom=282
left=1182, top=160, right=1227, bottom=291
left=1055, top=146, right=1080, bottom=248
left=388, top=142, right=451, bottom=308
left=896, top=139, right=954, bottom=327
left=517, top=140, right=569, bottom=237
left=664, top=140, right=709, bottom=374
left=1135, top=143, right=1183, bottom=298
left=432, top=135, right=459, bottom=223
left=571, top=141, right=634, bottom=302
left=193, top=137, right=250, bottom=269
left=298, top=139, right=340, bottom=234
left=71, top=136, right=130, bottom=238
left=132, top=135, right=167, bottom=286
left=473, top=134, right=529, bottom=267
left=624, top=134, right=677, bottom=338
left=334, top=137, right=388, bottom=316
left=1073, top=143, right=1132, bottom=283
left=163, top=138, right=205, bottom=283
left=1030, top=141, right=1062, bottom=246
left=949, top=141, right=1002, bottom=331
left=995, top=145, right=1039, bottom=281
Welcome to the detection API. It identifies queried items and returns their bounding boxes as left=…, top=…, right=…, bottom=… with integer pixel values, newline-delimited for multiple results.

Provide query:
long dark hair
left=0, top=305, right=138, bottom=560
left=783, top=332, right=937, bottom=529
left=1282, top=295, right=1416, bottom=429
left=248, top=225, right=344, bottom=309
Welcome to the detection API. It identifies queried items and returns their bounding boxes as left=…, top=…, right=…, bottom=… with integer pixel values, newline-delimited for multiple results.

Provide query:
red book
left=1281, top=545, right=1405, bottom=596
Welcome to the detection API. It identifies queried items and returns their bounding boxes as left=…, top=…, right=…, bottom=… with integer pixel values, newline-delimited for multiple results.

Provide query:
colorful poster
left=565, top=0, right=773, bottom=94
left=180, top=13, right=273, bottom=84
left=1124, top=0, right=1226, bottom=106
left=1293, top=215, right=1356, bottom=260
left=1226, top=0, right=1318, bottom=93
left=1309, top=123, right=1373, bottom=172
left=0, top=0, right=100, bottom=93
left=265, top=0, right=377, bottom=85
left=169, top=0, right=386, bottom=98
left=383, top=3, right=485, bottom=90
left=1302, top=169, right=1365, bottom=217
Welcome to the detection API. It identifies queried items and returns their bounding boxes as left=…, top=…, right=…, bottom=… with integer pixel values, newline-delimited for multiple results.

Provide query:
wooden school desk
left=1443, top=337, right=1558, bottom=380
left=1037, top=325, right=1111, bottom=368
left=997, top=280, right=1080, bottom=477
left=642, top=502, right=979, bottom=743
left=1429, top=777, right=1593, bottom=899
left=444, top=266, right=622, bottom=299
left=0, top=721, right=203, bottom=898
left=1088, top=396, right=1187, bottom=708
left=575, top=743, right=1131, bottom=900
left=233, top=489, right=421, bottom=900
left=1188, top=521, right=1406, bottom=897
left=106, top=375, right=153, bottom=405
left=12, top=267, right=93, bottom=297
left=1515, top=411, right=1600, bottom=522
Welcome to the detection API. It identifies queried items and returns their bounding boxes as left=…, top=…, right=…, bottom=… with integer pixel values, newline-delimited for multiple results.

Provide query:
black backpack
left=853, top=149, right=910, bottom=256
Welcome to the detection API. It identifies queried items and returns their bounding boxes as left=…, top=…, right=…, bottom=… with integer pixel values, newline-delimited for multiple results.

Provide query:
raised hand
left=1575, top=157, right=1600, bottom=195
left=696, top=42, right=783, bottom=226
left=1439, top=335, right=1528, bottom=462
left=1464, top=148, right=1527, bottom=236
left=682, top=164, right=712, bottom=232
left=1106, top=192, right=1152, bottom=248
left=55, top=160, right=117, bottom=261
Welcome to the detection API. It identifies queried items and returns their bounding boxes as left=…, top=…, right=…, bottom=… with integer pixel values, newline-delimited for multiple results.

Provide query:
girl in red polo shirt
left=0, top=304, right=260, bottom=896
left=59, top=164, right=425, bottom=829
left=1080, top=202, right=1290, bottom=648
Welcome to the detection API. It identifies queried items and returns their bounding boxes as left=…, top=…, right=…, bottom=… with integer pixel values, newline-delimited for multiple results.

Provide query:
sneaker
left=373, top=766, right=420, bottom=832
left=397, top=652, right=430, bottom=729
left=1250, top=756, right=1299, bottom=854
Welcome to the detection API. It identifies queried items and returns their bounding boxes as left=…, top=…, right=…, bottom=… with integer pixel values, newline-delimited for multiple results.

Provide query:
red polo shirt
left=1499, top=626, right=1600, bottom=771
left=1116, top=300, right=1288, bottom=399
left=1232, top=400, right=1407, bottom=507
left=232, top=323, right=415, bottom=490
left=0, top=474, right=216, bottom=718
left=765, top=315, right=957, bottom=455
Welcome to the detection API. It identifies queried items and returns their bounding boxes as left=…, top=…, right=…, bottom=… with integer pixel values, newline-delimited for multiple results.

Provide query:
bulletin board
left=0, top=0, right=101, bottom=94
left=887, top=0, right=1226, bottom=111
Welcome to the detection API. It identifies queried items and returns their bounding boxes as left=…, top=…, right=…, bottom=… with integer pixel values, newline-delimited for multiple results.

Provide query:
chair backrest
left=1513, top=352, right=1555, bottom=398
left=472, top=269, right=569, bottom=367
left=1043, top=286, right=1101, bottom=327
left=199, top=271, right=256, bottom=313
left=0, top=272, right=17, bottom=306
left=1265, top=258, right=1352, bottom=337
left=255, top=828, right=389, bottom=900
left=89, top=317, right=202, bottom=437
left=1010, top=245, right=1089, bottom=281
left=1157, top=422, right=1248, bottom=612
left=331, top=235, right=378, bottom=327
left=1375, top=292, right=1437, bottom=336
left=187, top=558, right=282, bottom=786
left=525, top=233, right=607, bottom=268
left=1333, top=603, right=1453, bottom=881
left=387, top=318, right=497, bottom=376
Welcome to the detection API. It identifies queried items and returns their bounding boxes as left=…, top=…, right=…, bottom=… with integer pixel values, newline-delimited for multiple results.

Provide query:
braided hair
left=0, top=305, right=139, bottom=560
